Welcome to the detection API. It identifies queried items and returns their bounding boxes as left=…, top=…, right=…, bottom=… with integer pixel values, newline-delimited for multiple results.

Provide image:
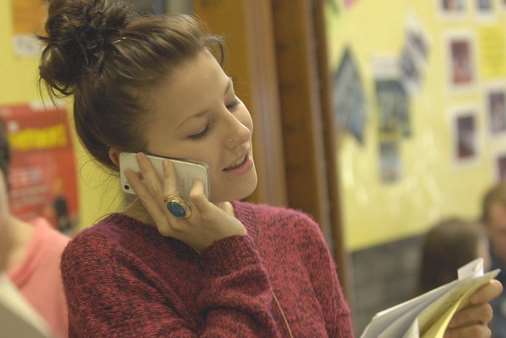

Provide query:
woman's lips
left=223, top=154, right=253, bottom=175
left=224, top=154, right=248, bottom=171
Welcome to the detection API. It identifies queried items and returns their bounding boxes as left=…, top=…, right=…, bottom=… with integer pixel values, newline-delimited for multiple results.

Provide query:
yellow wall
left=326, top=0, right=506, bottom=250
left=0, top=1, right=122, bottom=229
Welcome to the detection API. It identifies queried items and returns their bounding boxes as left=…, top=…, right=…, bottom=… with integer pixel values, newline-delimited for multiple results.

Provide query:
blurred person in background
left=482, top=182, right=506, bottom=338
left=418, top=217, right=490, bottom=294
left=0, top=119, right=69, bottom=338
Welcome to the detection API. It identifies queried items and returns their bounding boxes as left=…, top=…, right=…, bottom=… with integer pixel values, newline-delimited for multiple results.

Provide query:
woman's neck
left=122, top=199, right=156, bottom=226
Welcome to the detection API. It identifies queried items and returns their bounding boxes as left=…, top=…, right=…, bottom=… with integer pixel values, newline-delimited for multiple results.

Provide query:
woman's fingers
left=448, top=303, right=493, bottom=329
left=136, top=153, right=163, bottom=196
left=443, top=280, right=502, bottom=338
left=444, top=324, right=491, bottom=338
left=125, top=169, right=172, bottom=236
left=189, top=180, right=209, bottom=213
left=470, top=280, right=503, bottom=305
left=162, top=159, right=178, bottom=195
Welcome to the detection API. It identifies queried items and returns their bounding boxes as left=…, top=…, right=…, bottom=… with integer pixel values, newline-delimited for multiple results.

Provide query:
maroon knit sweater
left=61, top=201, right=353, bottom=337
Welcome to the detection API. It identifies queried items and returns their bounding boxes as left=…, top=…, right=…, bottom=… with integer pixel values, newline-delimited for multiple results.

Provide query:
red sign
left=0, top=103, right=78, bottom=230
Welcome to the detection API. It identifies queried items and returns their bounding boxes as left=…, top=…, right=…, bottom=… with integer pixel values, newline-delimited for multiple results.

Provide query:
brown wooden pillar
left=271, top=0, right=349, bottom=292
left=312, top=0, right=349, bottom=294
left=194, top=0, right=287, bottom=206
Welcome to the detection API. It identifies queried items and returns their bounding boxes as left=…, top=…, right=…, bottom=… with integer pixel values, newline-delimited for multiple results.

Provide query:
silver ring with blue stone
left=164, top=194, right=191, bottom=219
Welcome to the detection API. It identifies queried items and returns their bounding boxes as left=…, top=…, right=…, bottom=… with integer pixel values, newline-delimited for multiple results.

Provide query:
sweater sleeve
left=295, top=214, right=354, bottom=338
left=61, top=233, right=283, bottom=338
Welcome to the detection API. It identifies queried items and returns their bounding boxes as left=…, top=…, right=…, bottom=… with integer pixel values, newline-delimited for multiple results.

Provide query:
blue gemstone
left=167, top=201, right=186, bottom=218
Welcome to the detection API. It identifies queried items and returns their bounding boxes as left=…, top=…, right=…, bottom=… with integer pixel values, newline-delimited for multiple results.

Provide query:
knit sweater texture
left=61, top=201, right=353, bottom=337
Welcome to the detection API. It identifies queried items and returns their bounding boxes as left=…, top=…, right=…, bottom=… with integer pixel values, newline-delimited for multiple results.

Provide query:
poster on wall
left=379, top=141, right=401, bottom=183
left=399, top=46, right=422, bottom=93
left=11, top=0, right=46, bottom=57
left=439, top=0, right=467, bottom=15
left=496, top=153, right=506, bottom=181
left=479, top=27, right=506, bottom=80
left=486, top=85, right=506, bottom=135
left=0, top=103, right=78, bottom=232
left=333, top=47, right=367, bottom=144
left=405, top=17, right=430, bottom=62
left=476, top=0, right=494, bottom=13
left=374, top=77, right=411, bottom=138
left=342, top=0, right=358, bottom=9
left=400, top=16, right=430, bottom=94
left=453, top=110, right=479, bottom=163
left=446, top=33, right=477, bottom=90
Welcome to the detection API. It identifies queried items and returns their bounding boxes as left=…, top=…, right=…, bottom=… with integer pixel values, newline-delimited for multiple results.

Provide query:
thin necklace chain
left=272, top=290, right=294, bottom=338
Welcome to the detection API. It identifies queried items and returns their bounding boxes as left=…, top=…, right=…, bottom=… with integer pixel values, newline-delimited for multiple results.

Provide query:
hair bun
left=39, top=0, right=135, bottom=96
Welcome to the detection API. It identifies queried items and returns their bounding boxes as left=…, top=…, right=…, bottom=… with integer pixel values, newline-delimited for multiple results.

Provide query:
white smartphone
left=119, top=152, right=210, bottom=200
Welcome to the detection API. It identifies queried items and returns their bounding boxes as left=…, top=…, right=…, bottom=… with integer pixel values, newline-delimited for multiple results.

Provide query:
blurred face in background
left=487, top=202, right=506, bottom=262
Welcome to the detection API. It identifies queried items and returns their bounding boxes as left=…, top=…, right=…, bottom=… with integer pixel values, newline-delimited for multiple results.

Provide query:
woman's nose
left=224, top=115, right=251, bottom=150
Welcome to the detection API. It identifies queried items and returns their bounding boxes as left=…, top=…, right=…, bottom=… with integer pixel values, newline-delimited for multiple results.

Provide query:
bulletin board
left=326, top=0, right=506, bottom=250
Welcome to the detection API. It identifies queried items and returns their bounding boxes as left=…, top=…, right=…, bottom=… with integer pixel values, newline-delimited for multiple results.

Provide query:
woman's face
left=142, top=50, right=257, bottom=203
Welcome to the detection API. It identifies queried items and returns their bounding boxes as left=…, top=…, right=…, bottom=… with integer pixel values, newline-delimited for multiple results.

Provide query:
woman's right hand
left=124, top=153, right=247, bottom=252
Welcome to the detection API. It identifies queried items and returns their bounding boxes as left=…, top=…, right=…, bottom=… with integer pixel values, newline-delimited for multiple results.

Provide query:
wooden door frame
left=270, top=0, right=349, bottom=293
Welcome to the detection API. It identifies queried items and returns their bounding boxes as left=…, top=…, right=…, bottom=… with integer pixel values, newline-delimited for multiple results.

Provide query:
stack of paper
left=361, top=259, right=499, bottom=338
left=0, top=274, right=53, bottom=338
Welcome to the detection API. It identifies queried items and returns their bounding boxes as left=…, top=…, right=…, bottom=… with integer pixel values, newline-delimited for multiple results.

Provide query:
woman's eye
left=226, top=98, right=240, bottom=111
left=188, top=125, right=209, bottom=140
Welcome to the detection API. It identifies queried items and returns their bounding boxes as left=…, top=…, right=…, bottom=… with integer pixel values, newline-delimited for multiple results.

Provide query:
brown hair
left=39, top=0, right=222, bottom=170
left=481, top=182, right=506, bottom=225
left=418, top=217, right=484, bottom=293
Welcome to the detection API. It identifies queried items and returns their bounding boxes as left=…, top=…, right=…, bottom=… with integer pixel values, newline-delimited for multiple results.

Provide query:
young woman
left=39, top=1, right=501, bottom=337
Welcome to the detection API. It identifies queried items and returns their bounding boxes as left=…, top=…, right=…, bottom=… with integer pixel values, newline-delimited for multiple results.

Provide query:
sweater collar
left=108, top=200, right=259, bottom=245
left=231, top=201, right=259, bottom=243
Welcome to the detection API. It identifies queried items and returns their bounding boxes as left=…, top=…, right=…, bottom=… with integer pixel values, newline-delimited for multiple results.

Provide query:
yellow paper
left=479, top=26, right=506, bottom=80
left=421, top=278, right=492, bottom=338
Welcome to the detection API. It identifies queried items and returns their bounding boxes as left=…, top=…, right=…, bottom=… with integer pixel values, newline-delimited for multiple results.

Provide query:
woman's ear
left=108, top=147, right=121, bottom=168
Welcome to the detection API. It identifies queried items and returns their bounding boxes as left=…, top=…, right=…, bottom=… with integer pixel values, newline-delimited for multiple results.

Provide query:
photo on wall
left=447, top=34, right=476, bottom=89
left=379, top=141, right=402, bottom=184
left=475, top=0, right=496, bottom=19
left=496, top=153, right=506, bottom=181
left=333, top=47, right=367, bottom=144
left=375, top=77, right=411, bottom=138
left=399, top=15, right=430, bottom=95
left=453, top=111, right=478, bottom=162
left=343, top=0, right=358, bottom=9
left=477, top=0, right=493, bottom=11
left=405, top=16, right=430, bottom=62
left=399, top=46, right=422, bottom=94
left=439, top=0, right=466, bottom=14
left=486, top=87, right=506, bottom=135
